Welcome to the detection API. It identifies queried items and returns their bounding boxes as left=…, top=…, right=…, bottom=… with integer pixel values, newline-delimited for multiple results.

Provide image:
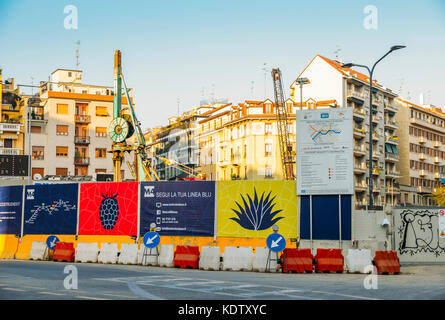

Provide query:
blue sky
left=1, top=0, right=444, bottom=130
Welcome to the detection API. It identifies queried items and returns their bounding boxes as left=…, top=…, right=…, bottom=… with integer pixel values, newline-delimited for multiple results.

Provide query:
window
left=32, top=167, right=44, bottom=179
left=95, top=148, right=107, bottom=158
left=265, top=103, right=272, bottom=113
left=57, top=104, right=68, bottom=114
left=32, top=146, right=44, bottom=160
left=265, top=123, right=272, bottom=134
left=56, top=146, right=68, bottom=157
left=96, top=106, right=108, bottom=117
left=56, top=125, right=69, bottom=136
left=4, top=139, right=13, bottom=148
left=68, top=72, right=72, bottom=77
left=31, top=126, right=42, bottom=134
left=56, top=168, right=68, bottom=176
left=96, top=127, right=107, bottom=137
left=265, top=143, right=273, bottom=157
left=95, top=169, right=107, bottom=173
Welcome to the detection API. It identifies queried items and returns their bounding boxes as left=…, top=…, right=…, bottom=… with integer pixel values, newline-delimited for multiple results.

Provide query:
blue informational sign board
left=46, top=235, right=60, bottom=249
left=142, top=231, right=160, bottom=249
left=24, top=184, right=78, bottom=235
left=266, top=232, right=286, bottom=252
left=140, top=181, right=215, bottom=237
left=0, top=185, right=23, bottom=235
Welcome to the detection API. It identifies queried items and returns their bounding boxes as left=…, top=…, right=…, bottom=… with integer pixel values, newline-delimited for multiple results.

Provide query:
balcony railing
left=74, top=156, right=90, bottom=166
left=347, top=90, right=365, bottom=102
left=0, top=148, right=22, bottom=155
left=385, top=152, right=399, bottom=161
left=74, top=136, right=90, bottom=144
left=0, top=123, right=21, bottom=133
left=75, top=115, right=91, bottom=123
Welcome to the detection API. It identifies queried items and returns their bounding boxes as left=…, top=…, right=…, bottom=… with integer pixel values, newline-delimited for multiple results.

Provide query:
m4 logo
left=144, top=186, right=155, bottom=198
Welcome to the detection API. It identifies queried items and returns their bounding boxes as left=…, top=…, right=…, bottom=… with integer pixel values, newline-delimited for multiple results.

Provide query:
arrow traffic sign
left=143, top=231, right=160, bottom=249
left=266, top=232, right=286, bottom=252
left=46, top=235, right=60, bottom=250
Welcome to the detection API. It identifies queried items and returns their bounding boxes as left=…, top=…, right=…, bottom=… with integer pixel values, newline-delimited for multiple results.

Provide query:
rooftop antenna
left=210, top=83, right=215, bottom=104
left=262, top=63, right=268, bottom=98
left=177, top=98, right=180, bottom=117
left=250, top=80, right=255, bottom=97
left=334, top=45, right=342, bottom=61
left=75, top=40, right=80, bottom=68
left=398, top=78, right=404, bottom=96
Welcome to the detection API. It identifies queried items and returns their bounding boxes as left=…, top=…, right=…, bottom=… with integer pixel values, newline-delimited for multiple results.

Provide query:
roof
left=51, top=69, right=83, bottom=74
left=291, top=54, right=384, bottom=89
left=396, top=97, right=445, bottom=118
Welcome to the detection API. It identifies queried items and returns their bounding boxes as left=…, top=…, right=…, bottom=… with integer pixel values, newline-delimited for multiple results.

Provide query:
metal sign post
left=141, top=227, right=160, bottom=265
left=265, top=227, right=286, bottom=272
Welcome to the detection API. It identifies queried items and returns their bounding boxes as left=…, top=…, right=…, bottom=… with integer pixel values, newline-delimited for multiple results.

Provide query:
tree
left=432, top=187, right=445, bottom=206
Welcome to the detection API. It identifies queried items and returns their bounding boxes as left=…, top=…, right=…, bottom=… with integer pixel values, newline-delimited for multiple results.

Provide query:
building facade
left=396, top=98, right=445, bottom=206
left=290, top=55, right=400, bottom=210
left=26, top=69, right=133, bottom=180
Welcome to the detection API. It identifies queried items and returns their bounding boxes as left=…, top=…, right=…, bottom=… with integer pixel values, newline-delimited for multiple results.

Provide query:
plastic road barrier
left=282, top=248, right=313, bottom=273
left=314, top=248, right=344, bottom=273
left=98, top=243, right=119, bottom=264
left=346, top=249, right=372, bottom=273
left=373, top=250, right=400, bottom=274
left=199, top=246, right=221, bottom=271
left=75, top=242, right=99, bottom=263
left=158, top=244, right=174, bottom=267
left=174, top=245, right=200, bottom=269
left=222, top=247, right=253, bottom=271
left=118, top=243, right=138, bottom=265
left=29, top=241, right=48, bottom=261
left=52, top=242, right=75, bottom=262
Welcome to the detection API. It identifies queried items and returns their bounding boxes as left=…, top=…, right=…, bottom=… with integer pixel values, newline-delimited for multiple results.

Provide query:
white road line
left=127, top=281, right=164, bottom=300
left=311, top=290, right=381, bottom=300
left=38, top=291, right=66, bottom=296
left=75, top=296, right=109, bottom=300
left=2, top=288, right=26, bottom=292
left=102, top=293, right=139, bottom=299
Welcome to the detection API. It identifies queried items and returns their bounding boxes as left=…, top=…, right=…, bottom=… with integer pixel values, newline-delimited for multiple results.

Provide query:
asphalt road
left=0, top=259, right=444, bottom=300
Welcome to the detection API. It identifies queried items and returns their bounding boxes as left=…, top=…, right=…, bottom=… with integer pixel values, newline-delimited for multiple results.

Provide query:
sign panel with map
left=296, top=107, right=353, bottom=195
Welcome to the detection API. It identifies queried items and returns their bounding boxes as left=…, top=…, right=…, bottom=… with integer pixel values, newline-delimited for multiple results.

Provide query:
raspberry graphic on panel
left=99, top=189, right=119, bottom=229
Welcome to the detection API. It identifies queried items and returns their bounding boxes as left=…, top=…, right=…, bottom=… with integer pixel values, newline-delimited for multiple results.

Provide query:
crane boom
left=271, top=68, right=295, bottom=180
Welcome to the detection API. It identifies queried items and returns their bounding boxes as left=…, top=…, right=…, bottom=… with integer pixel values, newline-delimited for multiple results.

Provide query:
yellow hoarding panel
left=217, top=180, right=298, bottom=238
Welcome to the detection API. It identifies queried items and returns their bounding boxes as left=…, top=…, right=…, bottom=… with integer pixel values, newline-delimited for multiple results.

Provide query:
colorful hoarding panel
left=217, top=181, right=298, bottom=238
left=140, top=181, right=215, bottom=237
left=23, top=184, right=78, bottom=235
left=0, top=185, right=23, bottom=235
left=78, top=182, right=138, bottom=236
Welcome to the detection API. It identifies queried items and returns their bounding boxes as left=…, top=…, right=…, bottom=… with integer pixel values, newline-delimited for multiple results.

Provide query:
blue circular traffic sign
left=266, top=233, right=286, bottom=252
left=46, top=235, right=60, bottom=250
left=143, top=231, right=160, bottom=249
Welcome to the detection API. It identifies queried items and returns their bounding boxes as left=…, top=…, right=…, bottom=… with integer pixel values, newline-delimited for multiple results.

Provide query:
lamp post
left=342, top=45, right=405, bottom=210
left=295, top=78, right=310, bottom=110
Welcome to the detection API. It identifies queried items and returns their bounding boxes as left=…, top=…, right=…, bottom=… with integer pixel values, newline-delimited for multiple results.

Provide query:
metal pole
left=27, top=104, right=31, bottom=184
left=300, top=84, right=303, bottom=110
left=310, top=195, right=313, bottom=254
left=368, top=73, right=373, bottom=210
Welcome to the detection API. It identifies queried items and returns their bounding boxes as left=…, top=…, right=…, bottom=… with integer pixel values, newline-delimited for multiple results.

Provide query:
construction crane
left=108, top=50, right=159, bottom=182
left=271, top=68, right=295, bottom=180
left=155, top=156, right=206, bottom=180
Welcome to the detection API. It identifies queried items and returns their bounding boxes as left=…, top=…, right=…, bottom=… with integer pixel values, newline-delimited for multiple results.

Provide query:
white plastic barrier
left=346, top=249, right=372, bottom=273
left=222, top=247, right=253, bottom=271
left=158, top=244, right=174, bottom=267
left=137, top=246, right=159, bottom=266
left=29, top=241, right=48, bottom=261
left=118, top=243, right=138, bottom=265
left=98, top=243, right=119, bottom=264
left=253, top=247, right=278, bottom=272
left=75, top=242, right=99, bottom=263
left=199, top=246, right=221, bottom=271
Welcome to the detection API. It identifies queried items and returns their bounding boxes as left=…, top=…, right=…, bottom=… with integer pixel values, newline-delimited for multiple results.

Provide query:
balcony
left=386, top=170, right=400, bottom=178
left=419, top=169, right=426, bottom=177
left=0, top=123, right=21, bottom=134
left=384, top=118, right=398, bottom=129
left=354, top=182, right=367, bottom=191
left=74, top=156, right=90, bottom=166
left=75, top=114, right=91, bottom=123
left=419, top=153, right=427, bottom=161
left=347, top=90, right=365, bottom=103
left=385, top=135, right=399, bottom=145
left=434, top=156, right=440, bottom=164
left=372, top=115, right=380, bottom=124
left=435, top=172, right=441, bottom=179
left=385, top=103, right=398, bottom=113
left=418, top=136, right=426, bottom=144
left=353, top=127, right=366, bottom=138
left=353, top=145, right=366, bottom=156
left=434, top=141, right=441, bottom=148
left=354, top=163, right=367, bottom=174
left=353, top=108, right=365, bottom=120
left=74, top=136, right=90, bottom=145
left=385, top=152, right=399, bottom=162
left=0, top=148, right=22, bottom=155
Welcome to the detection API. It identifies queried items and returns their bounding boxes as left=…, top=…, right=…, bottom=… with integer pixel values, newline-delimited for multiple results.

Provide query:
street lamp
left=295, top=77, right=310, bottom=110
left=342, top=45, right=405, bottom=210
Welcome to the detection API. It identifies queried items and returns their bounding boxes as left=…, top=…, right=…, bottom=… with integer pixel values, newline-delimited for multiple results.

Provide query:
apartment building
left=396, top=98, right=445, bottom=206
left=0, top=71, right=26, bottom=157
left=26, top=69, right=132, bottom=180
left=145, top=105, right=214, bottom=180
left=290, top=55, right=400, bottom=209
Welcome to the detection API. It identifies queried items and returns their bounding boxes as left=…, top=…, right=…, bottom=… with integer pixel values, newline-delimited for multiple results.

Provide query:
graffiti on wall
left=397, top=208, right=445, bottom=257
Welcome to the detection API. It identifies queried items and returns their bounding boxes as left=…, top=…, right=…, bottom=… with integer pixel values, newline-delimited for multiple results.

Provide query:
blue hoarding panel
left=300, top=195, right=351, bottom=241
left=140, top=181, right=215, bottom=237
left=24, top=184, right=78, bottom=235
left=0, top=185, right=23, bottom=235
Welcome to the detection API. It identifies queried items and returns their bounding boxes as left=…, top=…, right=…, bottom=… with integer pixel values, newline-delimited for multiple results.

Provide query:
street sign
left=266, top=232, right=286, bottom=252
left=142, top=231, right=160, bottom=249
left=46, top=235, right=60, bottom=250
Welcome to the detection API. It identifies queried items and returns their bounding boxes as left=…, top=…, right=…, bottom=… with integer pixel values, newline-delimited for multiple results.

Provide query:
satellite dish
left=33, top=173, right=42, bottom=180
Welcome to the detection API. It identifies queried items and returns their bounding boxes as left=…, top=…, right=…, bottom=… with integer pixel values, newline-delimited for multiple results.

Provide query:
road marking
left=311, top=290, right=381, bottom=300
left=75, top=296, right=109, bottom=300
left=38, top=291, right=66, bottom=296
left=127, top=281, right=164, bottom=300
left=2, top=288, right=26, bottom=292
left=102, top=293, right=140, bottom=299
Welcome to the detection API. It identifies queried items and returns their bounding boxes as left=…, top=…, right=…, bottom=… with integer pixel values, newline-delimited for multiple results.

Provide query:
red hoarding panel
left=78, top=182, right=138, bottom=236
